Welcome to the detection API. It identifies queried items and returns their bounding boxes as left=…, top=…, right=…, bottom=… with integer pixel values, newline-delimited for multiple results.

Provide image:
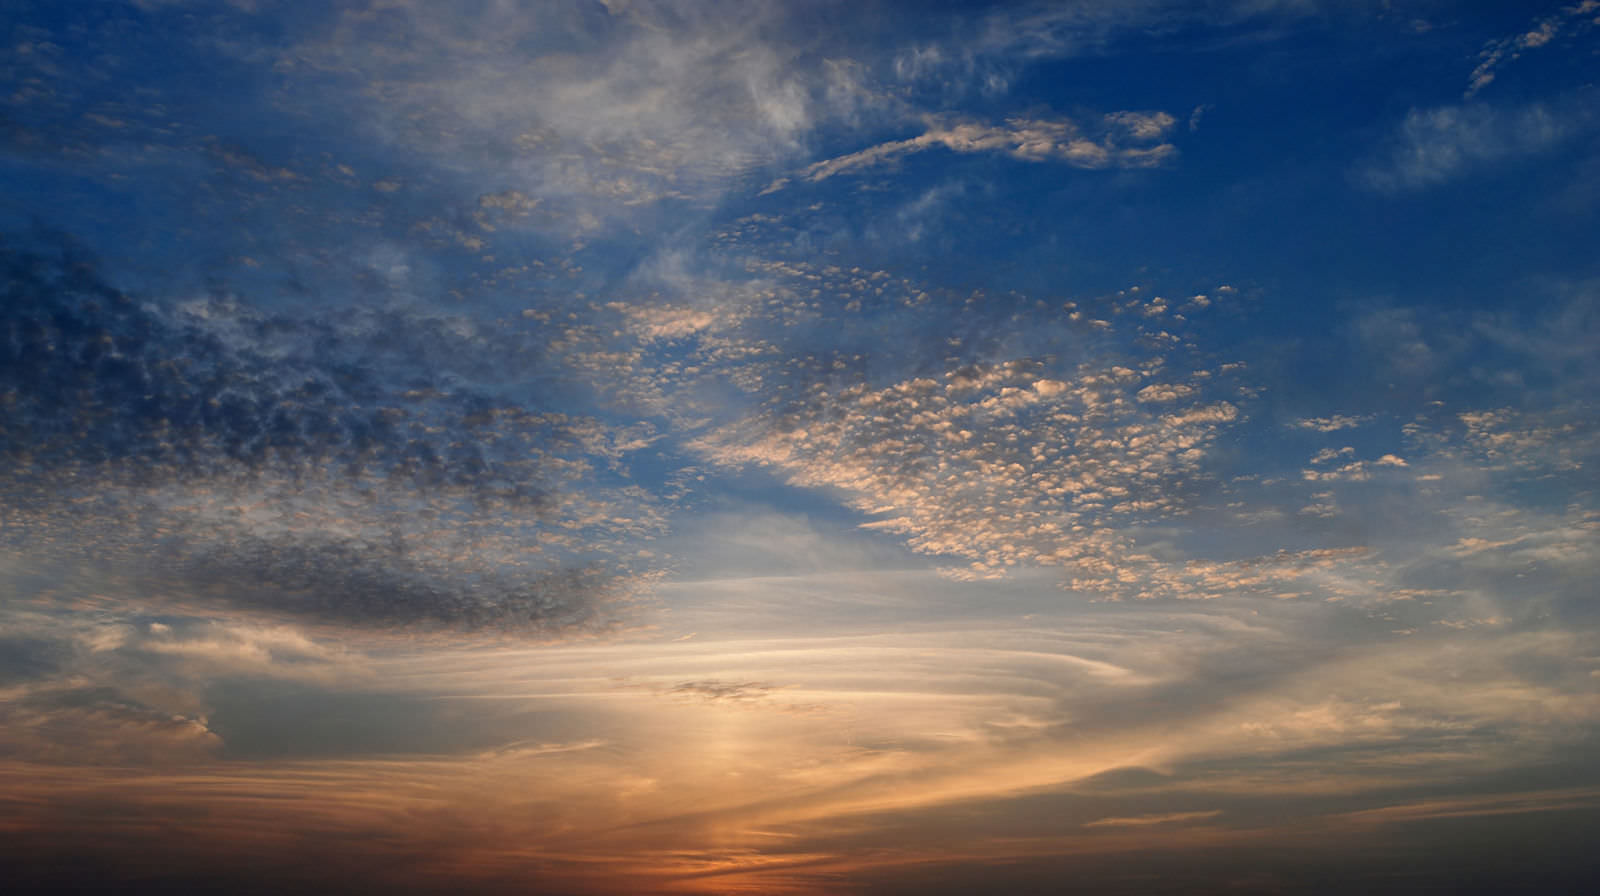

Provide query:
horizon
left=3, top=2, right=1599, bottom=893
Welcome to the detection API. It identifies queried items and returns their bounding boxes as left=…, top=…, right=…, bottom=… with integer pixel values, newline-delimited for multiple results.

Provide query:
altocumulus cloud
left=0, top=235, right=663, bottom=633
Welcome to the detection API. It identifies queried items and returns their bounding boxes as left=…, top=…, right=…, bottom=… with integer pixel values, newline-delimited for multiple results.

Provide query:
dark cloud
left=0, top=633, right=70, bottom=685
left=0, top=682, right=221, bottom=765
left=0, top=234, right=662, bottom=632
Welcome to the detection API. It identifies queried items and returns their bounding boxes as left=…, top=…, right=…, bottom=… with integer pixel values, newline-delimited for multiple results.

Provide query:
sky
left=1, top=1, right=1598, bottom=893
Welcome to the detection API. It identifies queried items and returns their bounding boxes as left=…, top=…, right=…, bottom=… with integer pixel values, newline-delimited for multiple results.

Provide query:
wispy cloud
left=4, top=595, right=1596, bottom=893
left=1084, top=809, right=1222, bottom=828
left=1289, top=414, right=1370, bottom=432
left=1357, top=94, right=1595, bottom=191
left=1466, top=1, right=1599, bottom=97
left=769, top=112, right=1178, bottom=191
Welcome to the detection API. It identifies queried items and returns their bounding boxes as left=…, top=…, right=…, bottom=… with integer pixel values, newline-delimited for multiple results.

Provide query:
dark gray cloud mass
left=0, top=234, right=661, bottom=632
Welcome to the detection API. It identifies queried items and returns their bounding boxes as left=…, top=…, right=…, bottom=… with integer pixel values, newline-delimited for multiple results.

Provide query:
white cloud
left=1359, top=97, right=1593, bottom=191
left=693, top=347, right=1244, bottom=594
left=1291, top=415, right=1369, bottom=432
left=1362, top=108, right=1522, bottom=188
left=1466, top=1, right=1598, bottom=97
left=780, top=112, right=1179, bottom=189
left=1136, top=383, right=1195, bottom=403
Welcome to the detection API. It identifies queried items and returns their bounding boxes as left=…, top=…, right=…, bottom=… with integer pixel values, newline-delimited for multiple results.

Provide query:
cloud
left=1083, top=809, right=1222, bottom=828
left=1466, top=1, right=1599, bottom=96
left=607, top=302, right=727, bottom=342
left=0, top=611, right=351, bottom=766
left=2, top=4, right=1598, bottom=894
left=688, top=294, right=1250, bottom=594
left=1290, top=415, right=1369, bottom=432
left=260, top=0, right=872, bottom=228
left=647, top=259, right=1600, bottom=617
left=967, top=0, right=1311, bottom=60
left=0, top=235, right=663, bottom=633
left=1358, top=95, right=1595, bottom=191
left=3, top=569, right=1599, bottom=893
left=134, top=620, right=353, bottom=678
left=0, top=686, right=222, bottom=764
left=778, top=112, right=1178, bottom=189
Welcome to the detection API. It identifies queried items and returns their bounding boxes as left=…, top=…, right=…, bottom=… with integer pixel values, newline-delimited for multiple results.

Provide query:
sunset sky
left=3, top=1, right=1598, bottom=893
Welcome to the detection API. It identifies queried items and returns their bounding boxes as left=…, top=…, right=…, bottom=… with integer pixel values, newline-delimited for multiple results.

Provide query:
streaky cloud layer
left=2, top=1, right=1598, bottom=894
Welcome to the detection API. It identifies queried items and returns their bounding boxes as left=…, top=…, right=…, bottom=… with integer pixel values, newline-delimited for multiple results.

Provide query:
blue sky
left=3, top=2, right=1599, bottom=893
